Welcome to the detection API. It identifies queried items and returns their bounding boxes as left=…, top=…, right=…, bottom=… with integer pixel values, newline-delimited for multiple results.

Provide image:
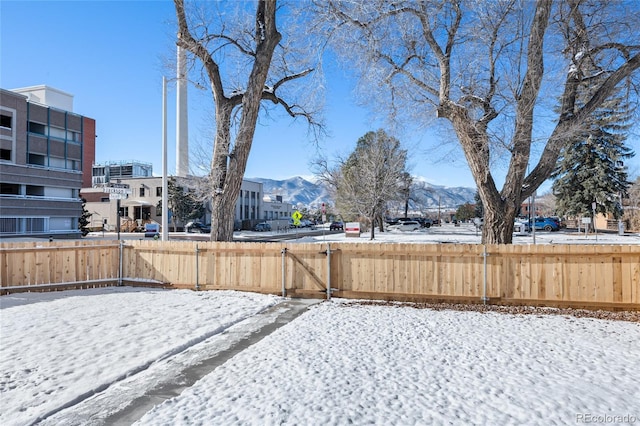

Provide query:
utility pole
left=531, top=190, right=536, bottom=244
left=116, top=179, right=121, bottom=240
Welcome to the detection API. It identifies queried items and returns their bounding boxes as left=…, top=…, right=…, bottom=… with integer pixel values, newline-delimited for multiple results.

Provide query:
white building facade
left=82, top=171, right=294, bottom=232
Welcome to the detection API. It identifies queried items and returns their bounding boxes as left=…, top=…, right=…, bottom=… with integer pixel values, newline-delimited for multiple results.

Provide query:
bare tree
left=318, top=0, right=640, bottom=243
left=623, top=176, right=640, bottom=232
left=174, top=0, right=321, bottom=241
left=315, top=130, right=408, bottom=240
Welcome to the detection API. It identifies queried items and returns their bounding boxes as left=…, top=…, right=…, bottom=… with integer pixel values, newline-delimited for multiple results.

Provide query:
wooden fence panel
left=1, top=240, right=638, bottom=309
left=0, top=241, right=119, bottom=291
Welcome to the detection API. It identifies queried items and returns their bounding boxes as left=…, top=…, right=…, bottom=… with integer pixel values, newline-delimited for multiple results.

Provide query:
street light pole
left=531, top=190, right=536, bottom=244
left=162, top=76, right=169, bottom=241
left=116, top=198, right=121, bottom=240
left=115, top=178, right=122, bottom=240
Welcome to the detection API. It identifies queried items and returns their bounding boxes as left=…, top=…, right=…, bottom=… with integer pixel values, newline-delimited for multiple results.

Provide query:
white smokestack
left=176, top=45, right=189, bottom=177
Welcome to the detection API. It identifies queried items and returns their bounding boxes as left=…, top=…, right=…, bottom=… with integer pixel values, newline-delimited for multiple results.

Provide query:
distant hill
left=250, top=176, right=331, bottom=208
left=250, top=176, right=476, bottom=211
left=408, top=183, right=476, bottom=211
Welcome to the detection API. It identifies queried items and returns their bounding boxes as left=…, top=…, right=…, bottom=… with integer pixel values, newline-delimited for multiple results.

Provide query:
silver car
left=391, top=221, right=421, bottom=231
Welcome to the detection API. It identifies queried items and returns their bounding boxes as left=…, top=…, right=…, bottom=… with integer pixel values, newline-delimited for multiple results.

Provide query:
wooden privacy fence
left=1, top=240, right=639, bottom=310
left=0, top=241, right=120, bottom=290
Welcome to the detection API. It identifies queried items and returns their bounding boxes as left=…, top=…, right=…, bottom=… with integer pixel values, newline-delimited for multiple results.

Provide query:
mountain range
left=250, top=176, right=476, bottom=212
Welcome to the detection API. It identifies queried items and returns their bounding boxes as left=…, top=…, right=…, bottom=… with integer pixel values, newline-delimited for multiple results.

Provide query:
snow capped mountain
left=409, top=183, right=477, bottom=210
left=250, top=176, right=476, bottom=211
left=250, top=177, right=331, bottom=208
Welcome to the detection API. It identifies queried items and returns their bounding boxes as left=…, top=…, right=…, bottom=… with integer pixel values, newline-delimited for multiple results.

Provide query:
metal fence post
left=118, top=240, right=124, bottom=286
left=195, top=244, right=200, bottom=291
left=281, top=248, right=287, bottom=297
left=482, top=245, right=489, bottom=305
left=326, top=243, right=331, bottom=300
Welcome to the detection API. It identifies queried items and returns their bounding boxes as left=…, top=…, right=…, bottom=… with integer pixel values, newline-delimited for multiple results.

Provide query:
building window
left=67, top=159, right=80, bottom=170
left=0, top=183, right=20, bottom=195
left=49, top=126, right=66, bottom=139
left=28, top=122, right=46, bottom=135
left=26, top=185, right=45, bottom=196
left=25, top=218, right=46, bottom=233
left=0, top=149, right=11, bottom=161
left=140, top=187, right=145, bottom=197
left=0, top=114, right=11, bottom=129
left=28, top=153, right=46, bottom=166
left=67, top=130, right=81, bottom=143
left=156, top=187, right=162, bottom=196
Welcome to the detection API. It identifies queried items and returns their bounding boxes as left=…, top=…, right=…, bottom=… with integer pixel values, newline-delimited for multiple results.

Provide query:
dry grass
left=338, top=300, right=640, bottom=323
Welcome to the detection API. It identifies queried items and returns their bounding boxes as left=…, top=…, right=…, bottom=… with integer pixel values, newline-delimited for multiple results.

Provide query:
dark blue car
left=186, top=222, right=211, bottom=233
left=529, top=217, right=560, bottom=232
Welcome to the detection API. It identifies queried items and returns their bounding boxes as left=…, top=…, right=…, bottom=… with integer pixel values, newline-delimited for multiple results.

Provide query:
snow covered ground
left=291, top=223, right=640, bottom=245
left=0, top=289, right=282, bottom=425
left=1, top=288, right=638, bottom=425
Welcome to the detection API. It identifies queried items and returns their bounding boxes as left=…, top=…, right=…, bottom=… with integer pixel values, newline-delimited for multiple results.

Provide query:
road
left=79, top=227, right=340, bottom=243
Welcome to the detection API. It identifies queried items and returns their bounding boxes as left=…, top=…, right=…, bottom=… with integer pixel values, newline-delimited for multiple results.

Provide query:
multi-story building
left=82, top=165, right=294, bottom=232
left=0, top=86, right=96, bottom=238
left=81, top=161, right=156, bottom=231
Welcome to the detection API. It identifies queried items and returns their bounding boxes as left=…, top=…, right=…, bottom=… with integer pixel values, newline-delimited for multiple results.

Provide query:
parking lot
left=5, top=222, right=639, bottom=245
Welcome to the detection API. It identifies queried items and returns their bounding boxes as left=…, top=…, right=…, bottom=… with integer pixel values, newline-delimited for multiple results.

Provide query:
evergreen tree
left=552, top=93, right=635, bottom=220
left=473, top=191, right=484, bottom=218
left=156, top=177, right=206, bottom=230
left=78, top=198, right=92, bottom=237
left=455, top=203, right=475, bottom=222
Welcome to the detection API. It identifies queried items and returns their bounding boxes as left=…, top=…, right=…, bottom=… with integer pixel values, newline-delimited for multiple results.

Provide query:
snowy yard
left=1, top=288, right=638, bottom=425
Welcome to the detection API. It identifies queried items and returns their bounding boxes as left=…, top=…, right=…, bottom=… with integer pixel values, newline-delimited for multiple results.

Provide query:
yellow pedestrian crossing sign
left=292, top=210, right=302, bottom=226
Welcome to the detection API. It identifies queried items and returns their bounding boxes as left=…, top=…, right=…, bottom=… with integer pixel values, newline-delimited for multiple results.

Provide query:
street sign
left=104, top=183, right=132, bottom=195
left=109, top=193, right=128, bottom=200
left=292, top=210, right=302, bottom=226
left=345, top=222, right=361, bottom=238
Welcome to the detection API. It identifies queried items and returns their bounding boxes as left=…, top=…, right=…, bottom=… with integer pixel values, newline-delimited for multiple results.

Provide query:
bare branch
left=203, top=33, right=256, bottom=57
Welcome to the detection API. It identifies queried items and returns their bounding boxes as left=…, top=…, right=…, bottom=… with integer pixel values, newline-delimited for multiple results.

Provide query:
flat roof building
left=0, top=86, right=96, bottom=238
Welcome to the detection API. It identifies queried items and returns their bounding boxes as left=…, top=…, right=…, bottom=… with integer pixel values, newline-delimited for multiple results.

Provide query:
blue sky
left=1, top=1, right=638, bottom=191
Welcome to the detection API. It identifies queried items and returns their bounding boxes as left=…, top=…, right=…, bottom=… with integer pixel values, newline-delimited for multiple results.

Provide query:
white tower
left=176, top=46, right=189, bottom=177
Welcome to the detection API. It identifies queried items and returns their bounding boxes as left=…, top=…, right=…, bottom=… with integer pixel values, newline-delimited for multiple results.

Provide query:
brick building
left=0, top=86, right=96, bottom=238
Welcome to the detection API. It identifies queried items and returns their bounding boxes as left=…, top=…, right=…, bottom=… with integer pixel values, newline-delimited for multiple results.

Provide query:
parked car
left=144, top=223, right=160, bottom=238
left=548, top=216, right=565, bottom=228
left=253, top=222, right=272, bottom=232
left=385, top=217, right=399, bottom=226
left=329, top=221, right=344, bottom=231
left=414, top=218, right=433, bottom=228
left=514, top=221, right=529, bottom=233
left=185, top=222, right=211, bottom=233
left=529, top=217, right=560, bottom=232
left=390, top=220, right=421, bottom=231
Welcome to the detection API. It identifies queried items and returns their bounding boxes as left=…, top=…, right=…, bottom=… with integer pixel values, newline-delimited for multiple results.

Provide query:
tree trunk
left=210, top=191, right=236, bottom=241
left=482, top=202, right=516, bottom=244
left=176, top=0, right=282, bottom=242
left=369, top=216, right=375, bottom=240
